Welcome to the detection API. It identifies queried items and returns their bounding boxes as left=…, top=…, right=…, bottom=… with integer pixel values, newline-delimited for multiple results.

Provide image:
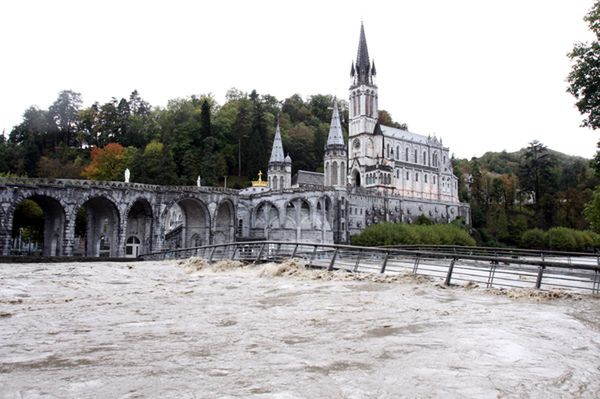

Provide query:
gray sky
left=0, top=0, right=597, bottom=159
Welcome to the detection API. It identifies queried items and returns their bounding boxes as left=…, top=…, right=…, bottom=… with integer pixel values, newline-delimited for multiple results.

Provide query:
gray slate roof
left=293, top=170, right=324, bottom=187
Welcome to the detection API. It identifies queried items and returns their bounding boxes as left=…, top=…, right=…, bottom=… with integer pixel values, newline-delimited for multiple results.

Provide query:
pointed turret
left=324, top=100, right=347, bottom=188
left=269, top=123, right=285, bottom=163
left=267, top=122, right=291, bottom=190
left=326, top=101, right=345, bottom=147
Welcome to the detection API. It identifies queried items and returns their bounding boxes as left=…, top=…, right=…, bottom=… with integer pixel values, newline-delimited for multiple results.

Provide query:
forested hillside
left=0, top=89, right=384, bottom=187
left=454, top=143, right=598, bottom=246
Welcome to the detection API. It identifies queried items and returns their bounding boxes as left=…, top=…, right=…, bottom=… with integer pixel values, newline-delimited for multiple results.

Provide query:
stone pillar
left=116, top=208, right=127, bottom=257
left=62, top=212, right=76, bottom=256
left=0, top=212, right=12, bottom=256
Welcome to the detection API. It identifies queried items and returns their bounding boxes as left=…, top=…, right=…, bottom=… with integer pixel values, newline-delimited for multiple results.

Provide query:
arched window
left=396, top=146, right=400, bottom=160
left=332, top=161, right=338, bottom=186
left=386, top=144, right=390, bottom=158
left=272, top=176, right=278, bottom=190
left=423, top=151, right=427, bottom=165
left=414, top=149, right=418, bottom=163
left=280, top=176, right=284, bottom=189
left=405, top=148, right=409, bottom=161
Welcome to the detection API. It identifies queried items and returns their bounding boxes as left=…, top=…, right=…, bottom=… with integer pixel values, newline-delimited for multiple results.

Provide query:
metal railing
left=140, top=241, right=600, bottom=295
left=383, top=244, right=600, bottom=265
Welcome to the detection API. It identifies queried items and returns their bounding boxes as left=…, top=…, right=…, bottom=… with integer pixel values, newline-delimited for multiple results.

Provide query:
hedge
left=520, top=227, right=600, bottom=252
left=351, top=222, right=475, bottom=247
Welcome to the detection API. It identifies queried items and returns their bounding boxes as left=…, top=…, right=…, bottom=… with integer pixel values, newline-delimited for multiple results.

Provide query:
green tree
left=567, top=1, right=600, bottom=130
left=584, top=185, right=600, bottom=232
left=131, top=140, right=179, bottom=185
left=48, top=90, right=82, bottom=147
left=518, top=140, right=556, bottom=208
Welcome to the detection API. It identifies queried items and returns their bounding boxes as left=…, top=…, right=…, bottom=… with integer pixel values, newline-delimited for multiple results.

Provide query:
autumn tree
left=81, top=143, right=136, bottom=181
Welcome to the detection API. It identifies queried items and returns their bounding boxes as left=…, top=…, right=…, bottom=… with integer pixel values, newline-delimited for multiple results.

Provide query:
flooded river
left=1, top=259, right=600, bottom=398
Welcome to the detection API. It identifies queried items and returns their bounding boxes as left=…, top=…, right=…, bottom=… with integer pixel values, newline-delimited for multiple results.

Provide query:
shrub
left=351, top=222, right=475, bottom=247
left=546, top=227, right=578, bottom=251
left=520, top=229, right=546, bottom=250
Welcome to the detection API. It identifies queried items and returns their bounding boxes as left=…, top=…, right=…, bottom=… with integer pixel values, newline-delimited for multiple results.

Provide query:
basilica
left=0, top=23, right=470, bottom=257
left=235, top=23, right=470, bottom=244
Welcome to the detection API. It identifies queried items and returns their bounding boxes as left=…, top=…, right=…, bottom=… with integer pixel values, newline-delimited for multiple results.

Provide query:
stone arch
left=352, top=169, right=361, bottom=187
left=125, top=198, right=153, bottom=256
left=316, top=195, right=334, bottom=230
left=162, top=196, right=210, bottom=249
left=9, top=194, right=66, bottom=256
left=285, top=198, right=312, bottom=240
left=214, top=199, right=235, bottom=244
left=253, top=201, right=280, bottom=239
left=77, top=196, right=121, bottom=257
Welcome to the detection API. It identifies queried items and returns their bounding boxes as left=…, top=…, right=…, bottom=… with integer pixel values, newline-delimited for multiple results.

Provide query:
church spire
left=326, top=100, right=345, bottom=147
left=269, top=123, right=285, bottom=163
left=355, top=22, right=374, bottom=85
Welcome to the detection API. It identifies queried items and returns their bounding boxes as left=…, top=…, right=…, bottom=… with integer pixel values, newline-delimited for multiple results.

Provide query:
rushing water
left=1, top=259, right=600, bottom=398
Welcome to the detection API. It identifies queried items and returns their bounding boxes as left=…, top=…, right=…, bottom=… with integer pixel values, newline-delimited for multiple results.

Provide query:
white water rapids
left=1, top=258, right=600, bottom=398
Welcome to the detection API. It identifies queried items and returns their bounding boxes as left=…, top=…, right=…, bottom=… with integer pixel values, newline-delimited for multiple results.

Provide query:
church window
left=396, top=146, right=399, bottom=160
left=414, top=149, right=418, bottom=163
left=386, top=144, right=390, bottom=158
left=396, top=169, right=400, bottom=178
left=423, top=151, right=427, bottom=165
left=405, top=147, right=409, bottom=161
left=433, top=176, right=437, bottom=184
left=425, top=174, right=428, bottom=183
left=406, top=171, right=409, bottom=180
left=416, top=173, right=419, bottom=182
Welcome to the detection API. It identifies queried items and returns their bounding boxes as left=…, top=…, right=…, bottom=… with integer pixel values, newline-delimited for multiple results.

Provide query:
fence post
left=487, top=264, right=497, bottom=288
left=308, top=245, right=318, bottom=267
left=328, top=248, right=339, bottom=271
left=230, top=244, right=238, bottom=260
left=254, top=243, right=266, bottom=264
left=353, top=250, right=363, bottom=272
left=444, top=257, right=457, bottom=286
left=535, top=266, right=545, bottom=289
left=380, top=252, right=389, bottom=274
left=412, top=254, right=420, bottom=274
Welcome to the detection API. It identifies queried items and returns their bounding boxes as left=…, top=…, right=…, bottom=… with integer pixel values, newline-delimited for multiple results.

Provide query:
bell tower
left=349, top=22, right=378, bottom=139
left=324, top=100, right=347, bottom=188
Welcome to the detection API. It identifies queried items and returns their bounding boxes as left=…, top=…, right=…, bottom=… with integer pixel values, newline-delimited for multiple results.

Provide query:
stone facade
left=0, top=23, right=469, bottom=257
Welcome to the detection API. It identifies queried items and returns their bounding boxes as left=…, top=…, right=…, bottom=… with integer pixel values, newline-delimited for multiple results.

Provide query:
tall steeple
left=352, top=22, right=376, bottom=87
left=326, top=101, right=345, bottom=147
left=269, top=123, right=285, bottom=163
left=348, top=21, right=380, bottom=189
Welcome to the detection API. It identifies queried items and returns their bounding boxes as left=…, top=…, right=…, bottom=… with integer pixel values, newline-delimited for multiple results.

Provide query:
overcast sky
left=0, top=0, right=597, bottom=159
